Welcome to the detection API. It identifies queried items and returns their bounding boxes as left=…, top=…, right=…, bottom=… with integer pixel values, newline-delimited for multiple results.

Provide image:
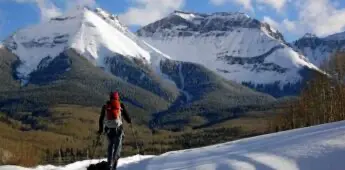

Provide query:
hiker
left=98, top=91, right=132, bottom=170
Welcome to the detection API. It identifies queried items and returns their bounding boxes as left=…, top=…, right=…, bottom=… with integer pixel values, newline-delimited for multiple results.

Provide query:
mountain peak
left=138, top=10, right=274, bottom=37
left=3, top=7, right=156, bottom=80
left=138, top=10, right=285, bottom=45
left=302, top=33, right=318, bottom=39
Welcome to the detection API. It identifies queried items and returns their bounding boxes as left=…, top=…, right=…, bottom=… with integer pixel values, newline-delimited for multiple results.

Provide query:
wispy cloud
left=119, top=0, right=185, bottom=26
left=293, top=0, right=345, bottom=37
left=263, top=0, right=345, bottom=37
left=263, top=16, right=279, bottom=30
left=210, top=0, right=345, bottom=37
left=36, top=0, right=61, bottom=21
left=282, top=19, right=296, bottom=32
left=263, top=16, right=296, bottom=33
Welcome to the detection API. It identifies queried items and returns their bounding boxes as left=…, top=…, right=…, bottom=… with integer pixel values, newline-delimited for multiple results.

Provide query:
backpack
left=106, top=92, right=121, bottom=121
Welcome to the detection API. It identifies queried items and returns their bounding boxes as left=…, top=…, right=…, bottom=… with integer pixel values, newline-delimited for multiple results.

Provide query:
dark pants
left=106, top=127, right=124, bottom=170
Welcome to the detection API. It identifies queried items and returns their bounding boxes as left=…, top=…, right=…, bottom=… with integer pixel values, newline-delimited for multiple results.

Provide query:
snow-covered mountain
left=137, top=11, right=321, bottom=97
left=0, top=7, right=274, bottom=120
left=294, top=32, right=345, bottom=67
left=4, top=7, right=168, bottom=82
left=4, top=120, right=345, bottom=170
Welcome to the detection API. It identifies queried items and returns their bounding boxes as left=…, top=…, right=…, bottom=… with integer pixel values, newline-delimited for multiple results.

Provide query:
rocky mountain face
left=0, top=8, right=275, bottom=127
left=137, top=11, right=321, bottom=97
left=294, top=32, right=345, bottom=67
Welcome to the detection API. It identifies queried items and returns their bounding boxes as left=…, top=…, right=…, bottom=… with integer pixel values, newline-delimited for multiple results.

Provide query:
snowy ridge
left=93, top=8, right=128, bottom=34
left=172, top=11, right=201, bottom=21
left=70, top=8, right=151, bottom=66
left=324, top=31, right=345, bottom=41
left=294, top=31, right=345, bottom=67
left=4, top=121, right=345, bottom=170
left=137, top=12, right=319, bottom=88
left=172, top=10, right=251, bottom=24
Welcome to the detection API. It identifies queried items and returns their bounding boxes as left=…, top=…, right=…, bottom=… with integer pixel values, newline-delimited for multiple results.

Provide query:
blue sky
left=1, top=0, right=345, bottom=42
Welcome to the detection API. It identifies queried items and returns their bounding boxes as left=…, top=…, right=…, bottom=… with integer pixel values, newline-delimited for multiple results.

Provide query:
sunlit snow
left=3, top=121, right=345, bottom=170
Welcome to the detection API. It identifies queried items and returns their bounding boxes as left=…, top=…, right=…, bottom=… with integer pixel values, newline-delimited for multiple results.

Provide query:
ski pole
left=130, top=124, right=141, bottom=161
left=88, top=132, right=100, bottom=166
left=90, top=134, right=101, bottom=160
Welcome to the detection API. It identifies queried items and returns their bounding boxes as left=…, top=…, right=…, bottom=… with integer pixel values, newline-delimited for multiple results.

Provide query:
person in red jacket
left=98, top=91, right=132, bottom=170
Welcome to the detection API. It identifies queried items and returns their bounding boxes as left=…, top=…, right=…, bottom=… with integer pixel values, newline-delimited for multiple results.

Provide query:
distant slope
left=152, top=59, right=275, bottom=129
left=294, top=32, right=345, bottom=67
left=0, top=48, right=171, bottom=123
left=128, top=121, right=345, bottom=170
left=3, top=121, right=345, bottom=170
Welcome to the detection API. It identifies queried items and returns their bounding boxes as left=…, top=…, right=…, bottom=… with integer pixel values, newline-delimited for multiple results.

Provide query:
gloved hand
left=97, top=129, right=103, bottom=135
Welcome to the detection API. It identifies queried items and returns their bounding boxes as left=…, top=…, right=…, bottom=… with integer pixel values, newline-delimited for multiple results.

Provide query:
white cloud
left=36, top=0, right=61, bottom=21
left=293, top=0, right=345, bottom=36
left=234, top=0, right=253, bottom=11
left=282, top=19, right=296, bottom=32
left=119, top=0, right=185, bottom=26
left=210, top=0, right=253, bottom=11
left=257, top=0, right=286, bottom=11
left=216, top=0, right=345, bottom=37
left=263, top=16, right=280, bottom=30
left=263, top=16, right=296, bottom=35
left=257, top=5, right=266, bottom=11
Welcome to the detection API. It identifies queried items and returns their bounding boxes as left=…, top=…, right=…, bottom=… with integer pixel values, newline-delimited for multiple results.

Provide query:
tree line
left=269, top=52, right=345, bottom=132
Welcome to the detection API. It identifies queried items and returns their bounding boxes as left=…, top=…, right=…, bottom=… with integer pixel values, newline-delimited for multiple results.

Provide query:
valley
left=0, top=6, right=345, bottom=168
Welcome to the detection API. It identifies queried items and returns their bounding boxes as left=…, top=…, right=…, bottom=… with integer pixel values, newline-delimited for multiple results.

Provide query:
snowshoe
left=87, top=161, right=109, bottom=170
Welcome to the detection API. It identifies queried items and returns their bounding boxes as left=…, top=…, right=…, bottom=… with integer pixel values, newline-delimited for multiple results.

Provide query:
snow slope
left=0, top=155, right=153, bottom=170
left=3, top=7, right=168, bottom=81
left=3, top=120, right=345, bottom=170
left=137, top=11, right=319, bottom=87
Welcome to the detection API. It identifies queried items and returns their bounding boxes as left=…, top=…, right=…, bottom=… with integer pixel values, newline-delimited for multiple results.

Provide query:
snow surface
left=0, top=155, right=153, bottom=170
left=173, top=11, right=198, bottom=21
left=4, top=121, right=345, bottom=170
